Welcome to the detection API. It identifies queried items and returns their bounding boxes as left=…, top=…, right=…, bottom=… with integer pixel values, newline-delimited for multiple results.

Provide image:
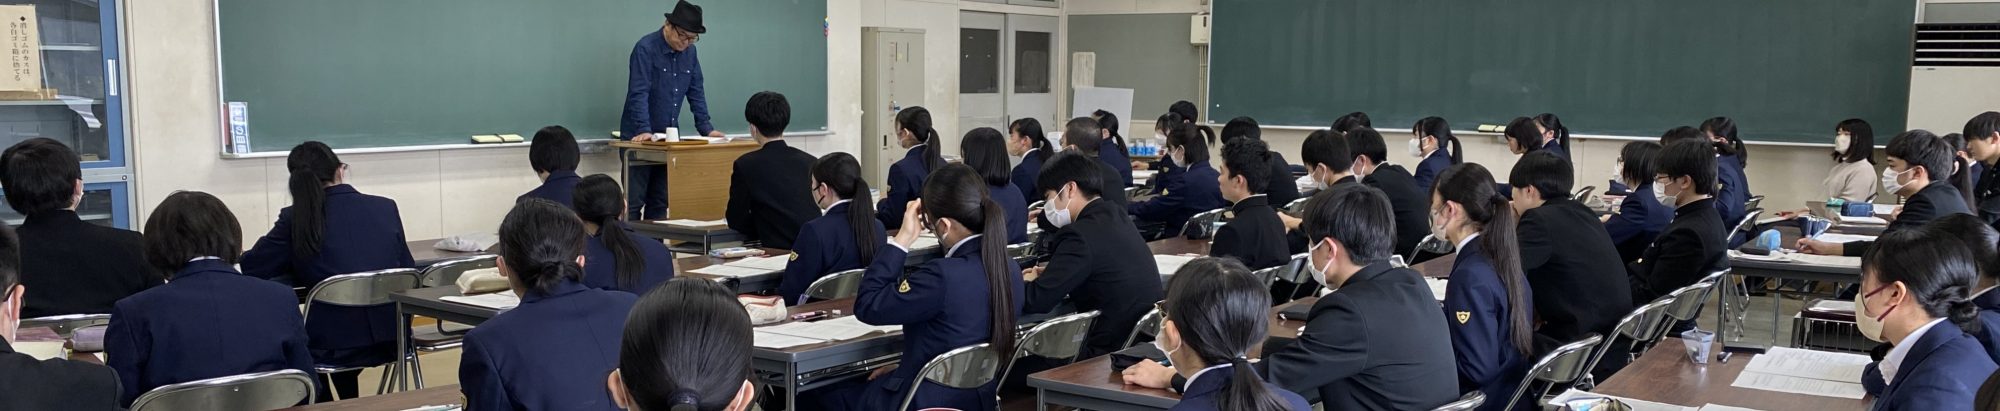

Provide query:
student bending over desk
left=778, top=152, right=886, bottom=305
left=520, top=125, right=582, bottom=208
left=1507, top=151, right=1632, bottom=353
left=1800, top=130, right=1973, bottom=257
left=0, top=223, right=121, bottom=411
left=606, top=278, right=759, bottom=411
left=1, top=138, right=158, bottom=318
left=1025, top=153, right=1160, bottom=360
left=575, top=174, right=676, bottom=294
left=1139, top=258, right=1312, bottom=411
left=1430, top=164, right=1536, bottom=411
left=725, top=91, right=819, bottom=250
left=460, top=199, right=638, bottom=411
left=1129, top=120, right=1224, bottom=239
left=1851, top=229, right=1996, bottom=410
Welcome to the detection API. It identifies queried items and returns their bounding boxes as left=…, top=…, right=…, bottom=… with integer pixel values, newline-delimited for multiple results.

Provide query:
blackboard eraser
left=470, top=135, right=503, bottom=144
left=1477, top=124, right=1504, bottom=133
left=498, top=134, right=524, bottom=143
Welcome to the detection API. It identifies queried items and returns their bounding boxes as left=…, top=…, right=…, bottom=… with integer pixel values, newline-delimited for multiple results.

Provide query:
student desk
left=756, top=298, right=905, bottom=411
left=675, top=247, right=794, bottom=294
left=1593, top=338, right=1868, bottom=410
left=610, top=140, right=761, bottom=221
left=407, top=239, right=485, bottom=267
left=16, top=326, right=102, bottom=364
left=1728, top=224, right=1869, bottom=346
left=1146, top=237, right=1210, bottom=256
left=627, top=219, right=745, bottom=253
left=280, top=385, right=462, bottom=410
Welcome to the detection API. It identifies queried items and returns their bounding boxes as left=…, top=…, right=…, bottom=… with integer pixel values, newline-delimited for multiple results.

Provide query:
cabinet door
left=0, top=0, right=132, bottom=228
left=0, top=181, right=129, bottom=228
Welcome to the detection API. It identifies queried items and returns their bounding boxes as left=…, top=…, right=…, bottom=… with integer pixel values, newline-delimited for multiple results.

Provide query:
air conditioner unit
left=1908, top=23, right=2000, bottom=132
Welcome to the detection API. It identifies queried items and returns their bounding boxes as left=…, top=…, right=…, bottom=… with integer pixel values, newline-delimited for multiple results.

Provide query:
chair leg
left=375, top=365, right=395, bottom=396
left=410, top=351, right=427, bottom=389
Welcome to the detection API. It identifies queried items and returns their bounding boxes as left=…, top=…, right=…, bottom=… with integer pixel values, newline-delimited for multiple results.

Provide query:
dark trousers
left=627, top=164, right=669, bottom=220
left=317, top=370, right=360, bottom=402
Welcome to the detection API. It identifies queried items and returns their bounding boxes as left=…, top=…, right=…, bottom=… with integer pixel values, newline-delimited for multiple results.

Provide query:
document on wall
left=724, top=255, right=792, bottom=271
left=752, top=330, right=825, bottom=349
left=1742, top=347, right=1870, bottom=382
left=1729, top=371, right=1866, bottom=399
left=440, top=291, right=521, bottom=311
left=688, top=264, right=775, bottom=278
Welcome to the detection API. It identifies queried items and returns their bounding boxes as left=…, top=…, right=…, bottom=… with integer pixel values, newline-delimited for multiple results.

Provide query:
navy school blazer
left=1442, top=240, right=1532, bottom=411
left=1865, top=289, right=2000, bottom=395
left=106, top=259, right=315, bottom=407
left=581, top=224, right=677, bottom=295
left=460, top=280, right=638, bottom=411
left=1868, top=321, right=1997, bottom=411
left=1604, top=181, right=1675, bottom=263
left=1714, top=154, right=1751, bottom=233
left=1098, top=137, right=1135, bottom=187
left=849, top=236, right=1024, bottom=411
left=1539, top=139, right=1569, bottom=161
left=877, top=145, right=933, bottom=231
left=779, top=202, right=887, bottom=305
left=240, top=184, right=415, bottom=367
left=1129, top=161, right=1226, bottom=238
left=1011, top=150, right=1049, bottom=202
left=519, top=170, right=581, bottom=209
left=1412, top=149, right=1453, bottom=193
left=990, top=182, right=1031, bottom=244
left=1168, top=364, right=1312, bottom=411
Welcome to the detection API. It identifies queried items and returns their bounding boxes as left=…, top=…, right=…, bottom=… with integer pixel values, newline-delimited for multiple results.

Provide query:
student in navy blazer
left=1702, top=118, right=1754, bottom=230
left=1409, top=117, right=1462, bottom=193
left=779, top=153, right=887, bottom=305
left=109, top=191, right=315, bottom=407
left=1603, top=142, right=1675, bottom=263
left=461, top=199, right=638, bottom=411
left=1430, top=164, right=1538, bottom=411
left=573, top=175, right=675, bottom=294
left=822, top=164, right=1023, bottom=411
left=1848, top=229, right=1997, bottom=410
left=1131, top=122, right=1226, bottom=239
left=1502, top=115, right=1570, bottom=162
left=519, top=126, right=582, bottom=208
left=1140, top=258, right=1310, bottom=411
left=1802, top=131, right=1975, bottom=258
left=240, top=142, right=414, bottom=400
left=1009, top=118, right=1055, bottom=203
left=877, top=106, right=945, bottom=230
left=963, top=127, right=1031, bottom=243
left=1094, top=110, right=1136, bottom=187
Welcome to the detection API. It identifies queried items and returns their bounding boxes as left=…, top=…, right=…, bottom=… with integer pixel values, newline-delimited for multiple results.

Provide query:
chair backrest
left=1578, top=298, right=1675, bottom=388
left=1660, top=282, right=1714, bottom=324
left=1277, top=253, right=1312, bottom=284
left=1431, top=391, right=1486, bottom=411
left=418, top=255, right=498, bottom=288
left=1504, top=334, right=1605, bottom=411
left=129, top=369, right=316, bottom=411
left=899, top=343, right=1002, bottom=411
left=1249, top=265, right=1283, bottom=287
left=1125, top=186, right=1145, bottom=200
left=20, top=313, right=111, bottom=338
left=303, top=269, right=422, bottom=322
left=803, top=269, right=868, bottom=302
left=1006, top=242, right=1037, bottom=264
left=1284, top=197, right=1310, bottom=212
left=1001, top=311, right=1100, bottom=386
left=1746, top=195, right=1764, bottom=211
left=1727, top=208, right=1764, bottom=249
left=1121, top=307, right=1165, bottom=349
left=1181, top=208, right=1230, bottom=239
left=1572, top=186, right=1596, bottom=201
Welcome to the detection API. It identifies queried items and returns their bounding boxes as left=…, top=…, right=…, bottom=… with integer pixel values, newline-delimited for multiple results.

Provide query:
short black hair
left=1863, top=228, right=1984, bottom=333
left=0, top=138, right=81, bottom=214
left=1507, top=151, right=1574, bottom=200
left=1965, top=111, right=2000, bottom=142
left=1036, top=151, right=1105, bottom=198
left=1656, top=139, right=1718, bottom=195
left=1300, top=129, right=1352, bottom=173
left=528, top=126, right=580, bottom=173
left=1332, top=112, right=1371, bottom=133
left=1221, top=116, right=1261, bottom=142
left=1618, top=141, right=1663, bottom=186
left=1887, top=130, right=1956, bottom=183
left=1220, top=138, right=1272, bottom=193
left=1345, top=127, right=1388, bottom=164
left=1299, top=184, right=1395, bottom=265
left=1659, top=126, right=1706, bottom=147
left=960, top=127, right=1012, bottom=187
left=0, top=224, right=17, bottom=302
left=1169, top=101, right=1199, bottom=122
left=745, top=91, right=791, bottom=137
left=143, top=191, right=243, bottom=274
left=1062, top=117, right=1103, bottom=153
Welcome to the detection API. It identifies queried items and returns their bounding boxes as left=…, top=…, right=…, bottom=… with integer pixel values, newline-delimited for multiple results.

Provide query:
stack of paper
left=753, top=330, right=825, bottom=349
left=725, top=255, right=792, bottom=271
left=752, top=316, right=902, bottom=349
left=1809, top=300, right=1855, bottom=313
left=1546, top=389, right=1693, bottom=411
left=688, top=264, right=775, bottom=278
left=657, top=218, right=728, bottom=228
left=440, top=291, right=521, bottom=311
left=1729, top=347, right=1869, bottom=399
left=1812, top=233, right=1878, bottom=243
left=1836, top=215, right=1887, bottom=225
left=1425, top=278, right=1450, bottom=302
left=1154, top=254, right=1198, bottom=276
left=1785, top=253, right=1862, bottom=267
left=14, top=341, right=65, bottom=361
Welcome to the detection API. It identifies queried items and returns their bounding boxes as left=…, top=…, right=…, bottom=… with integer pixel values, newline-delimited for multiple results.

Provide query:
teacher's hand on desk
left=1796, top=238, right=1843, bottom=256
left=630, top=132, right=655, bottom=142
left=1121, top=360, right=1175, bottom=389
left=709, top=130, right=726, bottom=138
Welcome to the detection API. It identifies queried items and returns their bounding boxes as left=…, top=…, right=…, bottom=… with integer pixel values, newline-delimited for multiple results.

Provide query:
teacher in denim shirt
left=621, top=0, right=722, bottom=220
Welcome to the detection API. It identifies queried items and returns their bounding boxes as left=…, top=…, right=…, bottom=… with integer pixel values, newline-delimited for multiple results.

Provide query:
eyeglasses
left=676, top=27, right=701, bottom=42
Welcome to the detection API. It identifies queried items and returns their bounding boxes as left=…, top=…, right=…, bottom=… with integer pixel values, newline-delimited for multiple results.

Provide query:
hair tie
left=667, top=389, right=701, bottom=411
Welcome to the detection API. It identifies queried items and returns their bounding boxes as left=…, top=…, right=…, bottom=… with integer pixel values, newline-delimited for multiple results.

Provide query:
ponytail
left=812, top=153, right=879, bottom=267
left=1220, top=356, right=1290, bottom=411
left=1535, top=113, right=1571, bottom=161
left=575, top=175, right=646, bottom=290
left=1445, top=134, right=1463, bottom=164
left=895, top=106, right=945, bottom=172
left=978, top=197, right=1017, bottom=359
left=1094, top=109, right=1129, bottom=154
left=1012, top=118, right=1054, bottom=162
left=285, top=141, right=340, bottom=259
left=497, top=198, right=590, bottom=295
left=1162, top=258, right=1293, bottom=411
left=1702, top=116, right=1748, bottom=166
left=1414, top=117, right=1463, bottom=165
left=922, top=128, right=943, bottom=172
left=1944, top=288, right=1985, bottom=335
left=1435, top=163, right=1536, bottom=357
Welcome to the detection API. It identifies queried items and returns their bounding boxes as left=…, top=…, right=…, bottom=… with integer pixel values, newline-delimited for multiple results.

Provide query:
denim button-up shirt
left=621, top=30, right=714, bottom=138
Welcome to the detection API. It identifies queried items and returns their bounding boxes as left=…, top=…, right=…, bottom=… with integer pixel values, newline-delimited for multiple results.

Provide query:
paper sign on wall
left=0, top=5, right=41, bottom=92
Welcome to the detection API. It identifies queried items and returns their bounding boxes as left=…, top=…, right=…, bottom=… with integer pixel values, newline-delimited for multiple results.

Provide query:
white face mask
left=1881, top=167, right=1912, bottom=194
left=1612, top=162, right=1624, bottom=183
left=1152, top=319, right=1180, bottom=356
left=1856, top=283, right=1896, bottom=342
left=1307, top=239, right=1336, bottom=288
left=1169, top=147, right=1186, bottom=168
left=1834, top=134, right=1852, bottom=154
left=1653, top=179, right=1679, bottom=207
left=1408, top=138, right=1425, bottom=158
left=1044, top=187, right=1075, bottom=228
left=1428, top=207, right=1451, bottom=243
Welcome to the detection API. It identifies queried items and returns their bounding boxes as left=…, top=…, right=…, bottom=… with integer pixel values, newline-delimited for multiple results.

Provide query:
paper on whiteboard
left=753, top=330, right=825, bottom=349
left=440, top=292, right=521, bottom=311
left=1730, top=371, right=1866, bottom=399
left=688, top=264, right=775, bottom=278
left=1155, top=254, right=1198, bottom=276
left=725, top=255, right=792, bottom=271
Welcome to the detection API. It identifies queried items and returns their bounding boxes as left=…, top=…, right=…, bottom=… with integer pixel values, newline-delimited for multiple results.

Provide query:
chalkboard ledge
left=1230, top=124, right=1836, bottom=148
left=219, top=130, right=834, bottom=159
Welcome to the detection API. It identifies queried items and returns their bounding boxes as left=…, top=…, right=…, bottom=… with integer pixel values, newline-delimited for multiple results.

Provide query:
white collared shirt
left=1879, top=317, right=1949, bottom=385
left=821, top=199, right=852, bottom=214
left=187, top=256, right=222, bottom=263
left=1455, top=233, right=1479, bottom=253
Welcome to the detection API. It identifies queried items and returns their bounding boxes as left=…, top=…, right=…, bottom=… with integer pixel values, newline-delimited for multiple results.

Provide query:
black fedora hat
left=665, top=0, right=706, bottom=34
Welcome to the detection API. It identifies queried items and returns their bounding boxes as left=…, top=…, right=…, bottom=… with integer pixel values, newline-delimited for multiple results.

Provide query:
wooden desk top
left=1147, top=237, right=1210, bottom=256
left=609, top=140, right=760, bottom=152
left=408, top=239, right=484, bottom=265
left=16, top=326, right=101, bottom=364
left=280, top=385, right=462, bottom=410
left=676, top=247, right=789, bottom=280
left=1594, top=338, right=1869, bottom=410
left=1027, top=355, right=1180, bottom=408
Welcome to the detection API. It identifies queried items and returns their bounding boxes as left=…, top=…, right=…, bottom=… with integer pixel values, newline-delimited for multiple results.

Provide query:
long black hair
left=961, top=127, right=1013, bottom=187
left=1011, top=118, right=1053, bottom=162
left=1945, top=132, right=1979, bottom=206
left=1503, top=117, right=1543, bottom=155
left=1161, top=112, right=1217, bottom=147
left=1836, top=119, right=1876, bottom=163
left=1413, top=116, right=1462, bottom=164
left=574, top=174, right=646, bottom=290
left=921, top=164, right=1017, bottom=358
left=1701, top=116, right=1748, bottom=166
left=811, top=153, right=877, bottom=266
left=1166, top=120, right=1212, bottom=166
left=896, top=106, right=944, bottom=172
left=1162, top=258, right=1293, bottom=411
left=1862, top=229, right=1984, bottom=335
left=286, top=141, right=341, bottom=259
left=1093, top=110, right=1131, bottom=153
left=1431, top=164, right=1535, bottom=356
left=1535, top=113, right=1571, bottom=160
left=618, top=278, right=755, bottom=411
left=497, top=198, right=589, bottom=295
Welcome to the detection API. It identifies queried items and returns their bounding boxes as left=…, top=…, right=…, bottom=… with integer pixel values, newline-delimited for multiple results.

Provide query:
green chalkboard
left=219, top=0, right=827, bottom=152
left=1210, top=0, right=1914, bottom=144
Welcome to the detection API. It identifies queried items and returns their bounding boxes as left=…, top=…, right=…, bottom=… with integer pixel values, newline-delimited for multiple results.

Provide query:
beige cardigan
left=1824, top=159, right=1878, bottom=202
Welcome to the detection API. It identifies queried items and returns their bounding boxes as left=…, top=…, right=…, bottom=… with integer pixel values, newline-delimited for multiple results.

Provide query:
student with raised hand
left=1026, top=152, right=1161, bottom=359
left=1801, top=130, right=1974, bottom=257
left=1603, top=141, right=1674, bottom=264
left=1347, top=127, right=1431, bottom=258
left=1963, top=112, right=2000, bottom=230
left=1700, top=118, right=1754, bottom=229
left=823, top=164, right=1022, bottom=411
left=1210, top=138, right=1290, bottom=270
left=1850, top=229, right=1998, bottom=409
left=0, top=138, right=156, bottom=318
left=1009, top=117, right=1054, bottom=202
left=1410, top=116, right=1463, bottom=192
left=1627, top=141, right=1729, bottom=326
left=1122, top=258, right=1312, bottom=411
left=1331, top=111, right=1371, bottom=134
left=108, top=191, right=314, bottom=408
left=0, top=223, right=121, bottom=411
left=460, top=198, right=639, bottom=411
left=1222, top=116, right=1302, bottom=207
left=1780, top=119, right=1881, bottom=219
left=725, top=91, right=819, bottom=249
left=606, top=278, right=759, bottom=411
left=1094, top=109, right=1137, bottom=187
left=778, top=153, right=886, bottom=305
left=1127, top=184, right=1459, bottom=409
left=240, top=141, right=414, bottom=400
left=877, top=106, right=946, bottom=230
left=520, top=125, right=582, bottom=208
left=1507, top=151, right=1633, bottom=353
left=574, top=174, right=676, bottom=294
left=962, top=127, right=1030, bottom=244
left=1131, top=121, right=1227, bottom=239
left=1428, top=163, right=1536, bottom=411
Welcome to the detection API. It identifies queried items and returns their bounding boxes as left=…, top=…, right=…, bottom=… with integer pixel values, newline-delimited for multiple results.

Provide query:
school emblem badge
left=898, top=279, right=911, bottom=293
left=788, top=252, right=799, bottom=261
left=1455, top=311, right=1471, bottom=324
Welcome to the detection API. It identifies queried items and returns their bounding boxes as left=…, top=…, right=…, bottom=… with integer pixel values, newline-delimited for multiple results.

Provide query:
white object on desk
left=1730, top=371, right=1866, bottom=399
left=909, top=233, right=941, bottom=251
left=1743, top=347, right=1870, bottom=382
left=1547, top=389, right=1693, bottom=411
left=725, top=255, right=792, bottom=271
left=440, top=291, right=521, bottom=311
left=688, top=264, right=775, bottom=278
left=1695, top=405, right=1761, bottom=411
left=1809, top=300, right=1855, bottom=313
left=1425, top=278, right=1450, bottom=302
left=758, top=317, right=898, bottom=341
left=1133, top=169, right=1158, bottom=183
left=1812, top=233, right=1877, bottom=243
left=658, top=218, right=728, bottom=228
left=434, top=233, right=497, bottom=252
left=1154, top=254, right=1198, bottom=276
left=753, top=330, right=825, bottom=349
left=454, top=268, right=508, bottom=294
left=15, top=341, right=65, bottom=361
left=1834, top=215, right=1887, bottom=225
left=1784, top=253, right=1862, bottom=267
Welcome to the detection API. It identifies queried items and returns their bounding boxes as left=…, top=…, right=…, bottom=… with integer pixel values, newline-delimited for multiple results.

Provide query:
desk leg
left=1771, top=293, right=1783, bottom=348
left=785, top=362, right=799, bottom=411
left=1037, top=388, right=1047, bottom=411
